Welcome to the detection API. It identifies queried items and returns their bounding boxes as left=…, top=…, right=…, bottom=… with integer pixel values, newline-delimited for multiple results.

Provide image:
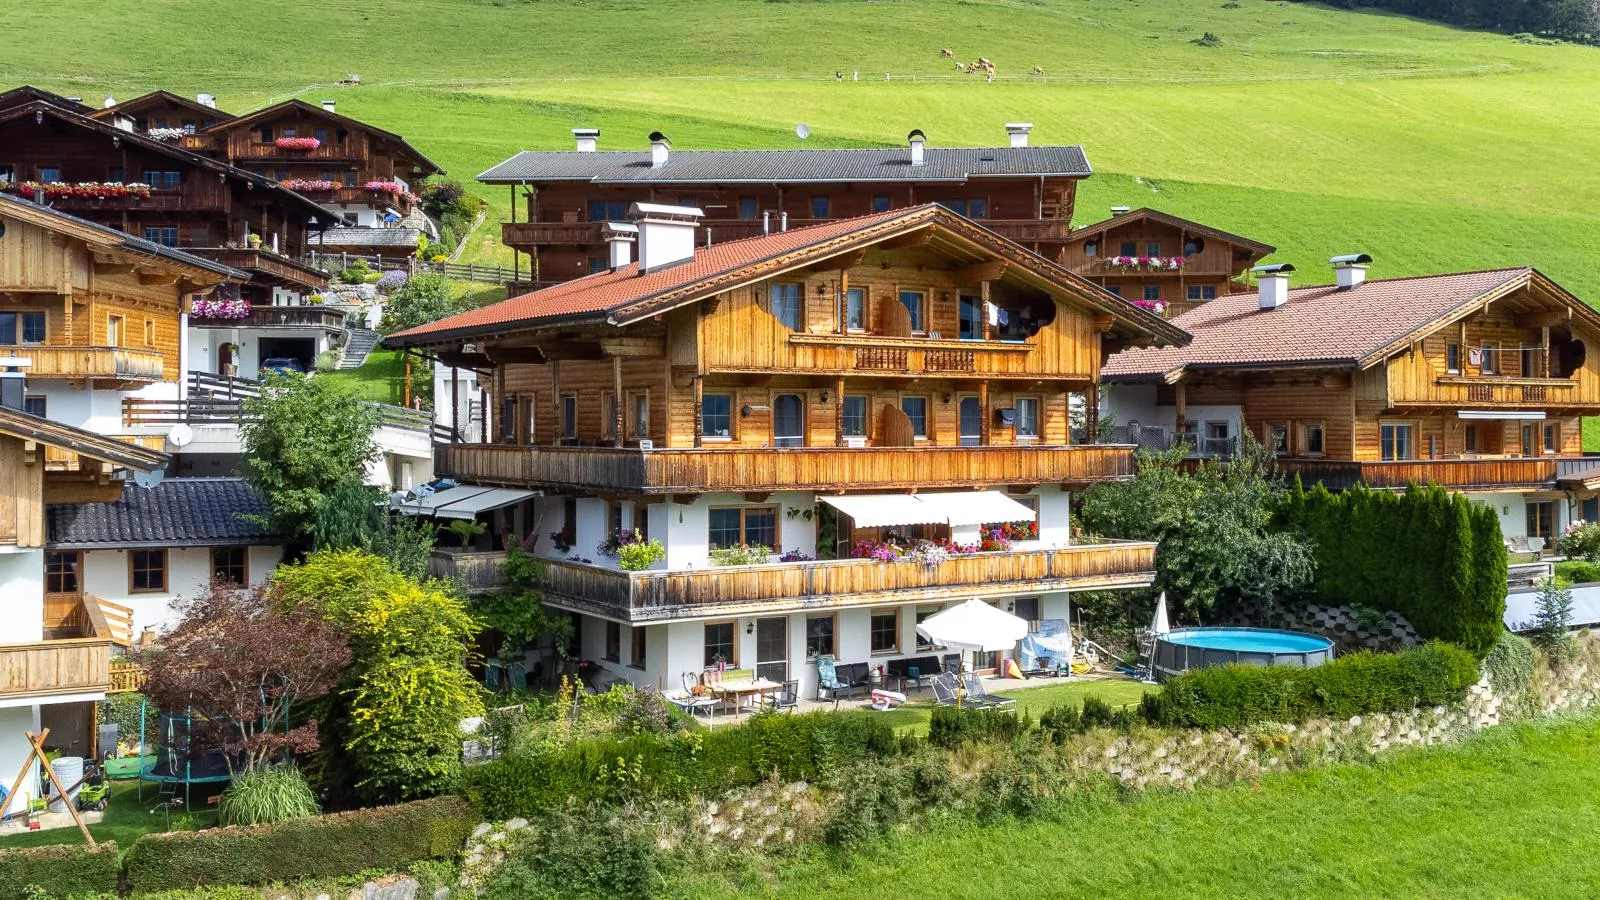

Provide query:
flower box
left=274, top=136, right=321, bottom=150
left=0, top=181, right=153, bottom=200
left=146, top=127, right=186, bottom=142
left=191, top=298, right=252, bottom=320
left=1101, top=255, right=1186, bottom=272
left=280, top=179, right=337, bottom=192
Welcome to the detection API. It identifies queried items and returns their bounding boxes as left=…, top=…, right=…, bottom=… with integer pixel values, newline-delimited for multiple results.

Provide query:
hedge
left=1554, top=560, right=1600, bottom=584
left=0, top=842, right=119, bottom=900
left=122, top=795, right=474, bottom=893
left=1276, top=482, right=1507, bottom=657
left=1143, top=641, right=1481, bottom=730
left=459, top=709, right=897, bottom=819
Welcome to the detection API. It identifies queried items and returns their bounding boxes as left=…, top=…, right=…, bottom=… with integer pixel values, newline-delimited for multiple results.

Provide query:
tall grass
left=217, top=767, right=320, bottom=827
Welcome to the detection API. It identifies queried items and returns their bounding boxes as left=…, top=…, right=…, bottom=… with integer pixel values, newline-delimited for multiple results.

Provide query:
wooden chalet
left=1061, top=207, right=1275, bottom=319
left=480, top=125, right=1087, bottom=292
left=389, top=202, right=1185, bottom=696
left=0, top=86, right=92, bottom=115
left=91, top=90, right=233, bottom=148
left=1102, top=259, right=1600, bottom=549
left=0, top=100, right=328, bottom=298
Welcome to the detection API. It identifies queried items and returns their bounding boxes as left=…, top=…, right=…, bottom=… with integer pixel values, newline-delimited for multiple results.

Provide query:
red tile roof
left=1103, top=268, right=1535, bottom=379
left=390, top=205, right=1188, bottom=347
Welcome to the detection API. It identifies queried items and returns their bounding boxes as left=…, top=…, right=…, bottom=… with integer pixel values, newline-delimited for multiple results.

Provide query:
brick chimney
left=629, top=203, right=702, bottom=273
left=649, top=131, right=671, bottom=168
left=1331, top=253, right=1372, bottom=290
left=573, top=128, right=599, bottom=152
left=1252, top=263, right=1295, bottom=311
left=1005, top=122, right=1033, bottom=148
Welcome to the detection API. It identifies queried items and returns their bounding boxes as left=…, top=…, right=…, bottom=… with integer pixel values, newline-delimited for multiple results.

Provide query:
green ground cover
left=670, top=713, right=1600, bottom=898
left=0, top=781, right=213, bottom=852
left=871, top=676, right=1151, bottom=735
left=316, top=350, right=406, bottom=405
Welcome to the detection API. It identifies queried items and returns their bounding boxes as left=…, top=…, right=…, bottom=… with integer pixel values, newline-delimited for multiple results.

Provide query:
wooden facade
left=0, top=435, right=44, bottom=549
left=0, top=638, right=112, bottom=700
left=1061, top=209, right=1273, bottom=319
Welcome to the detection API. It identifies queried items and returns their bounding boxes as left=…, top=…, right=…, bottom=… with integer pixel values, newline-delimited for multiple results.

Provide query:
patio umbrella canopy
left=1152, top=591, right=1171, bottom=635
left=917, top=598, right=1030, bottom=652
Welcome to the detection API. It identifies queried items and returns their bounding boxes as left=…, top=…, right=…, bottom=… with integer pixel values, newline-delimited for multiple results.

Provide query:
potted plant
left=246, top=233, right=262, bottom=249
left=441, top=519, right=487, bottom=549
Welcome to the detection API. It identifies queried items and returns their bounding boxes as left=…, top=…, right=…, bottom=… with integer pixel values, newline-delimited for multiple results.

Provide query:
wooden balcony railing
left=429, top=543, right=1158, bottom=619
left=1276, top=457, right=1560, bottom=491
left=0, top=638, right=113, bottom=700
left=190, top=304, right=346, bottom=329
left=1420, top=375, right=1576, bottom=407
left=183, top=248, right=329, bottom=289
left=0, top=346, right=165, bottom=381
left=435, top=443, right=1136, bottom=493
left=504, top=218, right=1073, bottom=248
left=786, top=333, right=1058, bottom=378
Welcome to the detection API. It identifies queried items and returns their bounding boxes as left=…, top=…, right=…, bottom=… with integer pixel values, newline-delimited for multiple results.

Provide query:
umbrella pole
left=956, top=650, right=969, bottom=709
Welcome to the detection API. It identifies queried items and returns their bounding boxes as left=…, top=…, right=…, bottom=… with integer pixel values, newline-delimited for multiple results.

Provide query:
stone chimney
left=1332, top=253, right=1372, bottom=291
left=1252, top=263, right=1295, bottom=311
left=604, top=222, right=637, bottom=271
left=649, top=131, right=671, bottom=168
left=908, top=129, right=926, bottom=167
left=321, top=99, right=336, bottom=114
left=1005, top=122, right=1033, bottom=148
left=572, top=128, right=599, bottom=152
left=629, top=202, right=701, bottom=273
left=196, top=92, right=216, bottom=109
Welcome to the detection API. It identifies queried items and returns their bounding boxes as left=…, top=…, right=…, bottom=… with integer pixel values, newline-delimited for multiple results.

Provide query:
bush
left=338, top=259, right=371, bottom=284
left=382, top=272, right=457, bottom=333
left=99, top=691, right=157, bottom=753
left=709, top=544, right=771, bottom=566
left=1555, top=520, right=1600, bottom=561
left=822, top=760, right=915, bottom=848
left=1145, top=642, right=1480, bottom=730
left=617, top=538, right=665, bottom=571
left=218, top=766, right=320, bottom=826
left=1483, top=630, right=1535, bottom=701
left=0, top=843, right=119, bottom=899
left=1554, top=559, right=1600, bottom=584
left=480, top=806, right=658, bottom=899
left=123, top=796, right=474, bottom=893
left=1277, top=483, right=1507, bottom=657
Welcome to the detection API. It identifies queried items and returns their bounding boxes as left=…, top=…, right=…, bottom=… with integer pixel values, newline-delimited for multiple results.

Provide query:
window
left=1183, top=237, right=1205, bottom=255
left=274, top=169, right=291, bottom=181
left=588, top=257, right=607, bottom=274
left=1013, top=597, right=1040, bottom=625
left=1380, top=423, right=1413, bottom=461
left=142, top=227, right=178, bottom=247
left=1527, top=501, right=1555, bottom=543
left=630, top=627, right=646, bottom=669
left=0, top=166, right=12, bottom=183
left=1267, top=422, right=1289, bottom=455
left=1143, top=286, right=1161, bottom=302
left=770, top=282, right=803, bottom=330
left=738, top=196, right=758, bottom=219
left=842, top=395, right=868, bottom=438
left=959, top=396, right=982, bottom=446
left=38, top=167, right=60, bottom=183
left=1481, top=343, right=1499, bottom=374
left=915, top=607, right=944, bottom=650
left=342, top=170, right=357, bottom=187
left=143, top=319, right=155, bottom=346
left=805, top=614, right=835, bottom=659
left=1146, top=242, right=1161, bottom=257
left=1015, top=397, right=1039, bottom=439
left=281, top=127, right=298, bottom=139
left=320, top=170, right=336, bottom=183
left=1446, top=342, right=1460, bottom=373
left=106, top=167, right=123, bottom=182
left=605, top=620, right=621, bottom=662
left=1464, top=424, right=1478, bottom=453
left=1544, top=422, right=1559, bottom=454
left=1522, top=423, right=1536, bottom=457
left=106, top=315, right=125, bottom=346
left=708, top=506, right=776, bottom=550
left=608, top=501, right=625, bottom=538
left=518, top=395, right=536, bottom=444
left=1118, top=241, right=1137, bottom=257
left=967, top=198, right=988, bottom=219
left=629, top=392, right=649, bottom=440
left=499, top=397, right=516, bottom=442
left=1302, top=421, right=1325, bottom=456
left=1084, top=240, right=1100, bottom=258
left=22, top=396, right=45, bottom=417
left=811, top=196, right=830, bottom=219
left=130, top=549, right=167, bottom=593
left=142, top=170, right=181, bottom=190
left=701, top=393, right=732, bottom=439
left=845, top=287, right=867, bottom=332
left=704, top=621, right=735, bottom=668
left=958, top=295, right=983, bottom=340
left=44, top=551, right=78, bottom=593
left=211, top=547, right=247, bottom=585
left=872, top=195, right=891, bottom=213
left=870, top=610, right=899, bottom=654
left=1106, top=285, right=1122, bottom=297
left=313, top=127, right=329, bottom=144
left=586, top=200, right=628, bottom=221
left=0, top=312, right=45, bottom=344
left=561, top=394, right=577, bottom=442
left=602, top=391, right=617, bottom=440
left=900, top=396, right=928, bottom=438
left=898, top=291, right=926, bottom=333
left=773, top=393, right=804, bottom=447
left=1186, top=285, right=1217, bottom=301
left=1522, top=346, right=1542, bottom=378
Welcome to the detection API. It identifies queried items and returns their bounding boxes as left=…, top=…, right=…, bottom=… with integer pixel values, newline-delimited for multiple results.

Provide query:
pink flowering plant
left=1132, top=299, right=1167, bottom=315
left=280, top=179, right=336, bottom=192
left=1, top=181, right=153, bottom=200
left=191, top=297, right=252, bottom=320
left=1102, top=255, right=1185, bottom=272
left=274, top=136, right=321, bottom=150
left=1557, top=520, right=1600, bottom=561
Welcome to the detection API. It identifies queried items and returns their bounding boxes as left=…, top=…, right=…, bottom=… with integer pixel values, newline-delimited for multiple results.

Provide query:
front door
left=773, top=394, right=804, bottom=448
left=1527, top=501, right=1556, bottom=551
left=755, top=617, right=787, bottom=684
left=959, top=396, right=982, bottom=446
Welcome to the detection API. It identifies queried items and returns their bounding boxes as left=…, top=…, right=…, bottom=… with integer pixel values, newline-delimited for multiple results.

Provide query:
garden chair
left=815, top=656, right=849, bottom=707
left=773, top=679, right=800, bottom=713
left=506, top=661, right=527, bottom=691
left=930, top=673, right=961, bottom=706
left=964, top=673, right=1017, bottom=708
left=942, top=653, right=962, bottom=675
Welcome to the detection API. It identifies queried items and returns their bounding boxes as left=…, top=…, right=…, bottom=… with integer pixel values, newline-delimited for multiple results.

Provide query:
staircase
left=339, top=327, right=382, bottom=369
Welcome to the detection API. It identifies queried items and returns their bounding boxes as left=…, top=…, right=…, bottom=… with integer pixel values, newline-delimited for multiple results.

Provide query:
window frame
left=958, top=394, right=983, bottom=446
left=1118, top=240, right=1137, bottom=257
left=958, top=294, right=984, bottom=341
left=810, top=195, right=830, bottom=219
left=211, top=547, right=248, bottom=586
left=704, top=620, right=736, bottom=668
left=841, top=394, right=868, bottom=438
left=770, top=282, right=804, bottom=331
left=707, top=505, right=778, bottom=550
left=629, top=626, right=647, bottom=670
left=1446, top=341, right=1461, bottom=374
left=44, top=550, right=79, bottom=594
left=701, top=392, right=733, bottom=440
left=1481, top=342, right=1499, bottom=375
left=106, top=314, right=125, bottom=347
left=1380, top=422, right=1414, bottom=461
left=1301, top=420, right=1325, bottom=457
left=1267, top=421, right=1289, bottom=456
left=738, top=196, right=758, bottom=220
left=1145, top=241, right=1161, bottom=257
left=561, top=394, right=577, bottom=442
left=844, top=287, right=867, bottom=332
left=872, top=195, right=891, bottom=213
left=604, top=620, right=621, bottom=663
left=602, top=391, right=618, bottom=440
left=897, top=290, right=927, bottom=334
left=869, top=608, right=900, bottom=655
left=0, top=311, right=46, bottom=345
left=1142, top=285, right=1161, bottom=302
left=900, top=395, right=930, bottom=439
left=1544, top=421, right=1559, bottom=454
left=627, top=390, right=650, bottom=441
left=772, top=393, right=805, bottom=448
left=805, top=613, right=837, bottom=660
left=1186, top=285, right=1217, bottom=302
left=129, top=549, right=168, bottom=594
left=1084, top=239, right=1100, bottom=258
left=1014, top=396, right=1040, bottom=439
left=1464, top=423, right=1478, bottom=453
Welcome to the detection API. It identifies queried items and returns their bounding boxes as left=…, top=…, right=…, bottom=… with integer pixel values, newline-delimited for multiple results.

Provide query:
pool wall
left=1153, top=627, right=1335, bottom=682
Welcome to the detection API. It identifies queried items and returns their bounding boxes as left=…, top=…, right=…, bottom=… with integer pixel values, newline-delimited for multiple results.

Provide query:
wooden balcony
left=183, top=248, right=329, bottom=290
left=0, top=346, right=165, bottom=382
left=1419, top=375, right=1577, bottom=407
left=1276, top=457, right=1560, bottom=491
left=0, top=639, right=113, bottom=700
left=785, top=333, right=1069, bottom=379
left=435, top=443, right=1135, bottom=493
left=430, top=543, right=1158, bottom=620
left=189, top=304, right=345, bottom=330
left=503, top=218, right=1073, bottom=248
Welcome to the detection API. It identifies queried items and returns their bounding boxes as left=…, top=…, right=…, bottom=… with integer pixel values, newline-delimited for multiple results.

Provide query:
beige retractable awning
left=818, top=491, right=1036, bottom=528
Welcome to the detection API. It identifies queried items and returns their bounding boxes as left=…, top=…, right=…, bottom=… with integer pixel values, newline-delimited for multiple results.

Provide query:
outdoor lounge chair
left=773, top=679, right=800, bottom=713
left=930, top=673, right=960, bottom=706
left=815, top=656, right=850, bottom=706
left=964, top=673, right=1017, bottom=708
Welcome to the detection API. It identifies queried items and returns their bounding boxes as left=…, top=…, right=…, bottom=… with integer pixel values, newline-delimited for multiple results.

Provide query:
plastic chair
left=774, top=679, right=800, bottom=713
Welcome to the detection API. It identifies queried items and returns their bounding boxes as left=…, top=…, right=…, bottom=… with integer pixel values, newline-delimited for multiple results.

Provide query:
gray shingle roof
left=47, top=477, right=280, bottom=549
left=478, top=146, right=1091, bottom=184
left=0, top=194, right=249, bottom=280
left=309, top=226, right=425, bottom=247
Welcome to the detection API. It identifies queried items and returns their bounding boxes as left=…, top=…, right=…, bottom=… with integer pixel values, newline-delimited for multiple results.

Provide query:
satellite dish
left=796, top=123, right=810, bottom=140
left=133, top=468, right=164, bottom=490
left=168, top=423, right=194, bottom=448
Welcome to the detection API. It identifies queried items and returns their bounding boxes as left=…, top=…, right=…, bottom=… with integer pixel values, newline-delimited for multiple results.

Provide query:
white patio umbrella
left=1151, top=591, right=1171, bottom=636
left=917, top=599, right=1030, bottom=706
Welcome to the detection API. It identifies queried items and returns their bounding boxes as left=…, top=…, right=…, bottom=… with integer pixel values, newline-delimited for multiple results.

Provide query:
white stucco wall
left=79, top=545, right=283, bottom=638
left=433, top=361, right=481, bottom=439
left=0, top=706, right=41, bottom=814
left=1099, top=383, right=1242, bottom=440
left=0, top=550, right=45, bottom=644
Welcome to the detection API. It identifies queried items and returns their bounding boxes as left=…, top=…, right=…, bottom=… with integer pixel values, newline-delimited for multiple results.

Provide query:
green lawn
left=870, top=676, right=1150, bottom=736
left=0, top=781, right=214, bottom=852
left=318, top=349, right=406, bottom=406
left=671, top=713, right=1600, bottom=898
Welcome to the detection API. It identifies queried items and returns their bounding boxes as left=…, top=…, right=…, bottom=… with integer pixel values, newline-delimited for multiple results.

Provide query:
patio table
left=713, top=678, right=782, bottom=713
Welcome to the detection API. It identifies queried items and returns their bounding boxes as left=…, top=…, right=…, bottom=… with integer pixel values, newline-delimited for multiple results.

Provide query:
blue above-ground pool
left=1153, top=627, right=1334, bottom=681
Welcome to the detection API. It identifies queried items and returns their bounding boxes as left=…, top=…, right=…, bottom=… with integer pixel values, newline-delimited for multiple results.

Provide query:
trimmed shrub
left=1145, top=642, right=1480, bottom=730
left=0, top=843, right=119, bottom=900
left=1277, top=483, right=1507, bottom=657
left=481, top=806, right=658, bottom=899
left=123, top=795, right=474, bottom=893
left=1554, top=559, right=1600, bottom=585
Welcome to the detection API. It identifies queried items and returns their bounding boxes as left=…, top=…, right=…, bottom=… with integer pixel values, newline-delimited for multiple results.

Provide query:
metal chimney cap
left=1330, top=253, right=1373, bottom=266
left=1251, top=263, right=1296, bottom=274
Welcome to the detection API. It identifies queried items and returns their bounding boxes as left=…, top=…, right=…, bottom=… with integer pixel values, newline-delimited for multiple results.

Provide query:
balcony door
left=959, top=396, right=982, bottom=446
left=755, top=617, right=787, bottom=684
left=773, top=394, right=805, bottom=448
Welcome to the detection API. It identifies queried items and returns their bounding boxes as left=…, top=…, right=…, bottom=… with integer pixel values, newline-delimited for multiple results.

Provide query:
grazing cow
left=977, top=56, right=992, bottom=68
left=955, top=62, right=967, bottom=72
left=1032, top=65, right=1045, bottom=76
left=986, top=69, right=995, bottom=83
left=940, top=48, right=955, bottom=58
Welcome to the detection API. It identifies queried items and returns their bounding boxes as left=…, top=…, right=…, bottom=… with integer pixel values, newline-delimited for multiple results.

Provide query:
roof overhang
left=392, top=484, right=541, bottom=520
left=0, top=407, right=168, bottom=472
